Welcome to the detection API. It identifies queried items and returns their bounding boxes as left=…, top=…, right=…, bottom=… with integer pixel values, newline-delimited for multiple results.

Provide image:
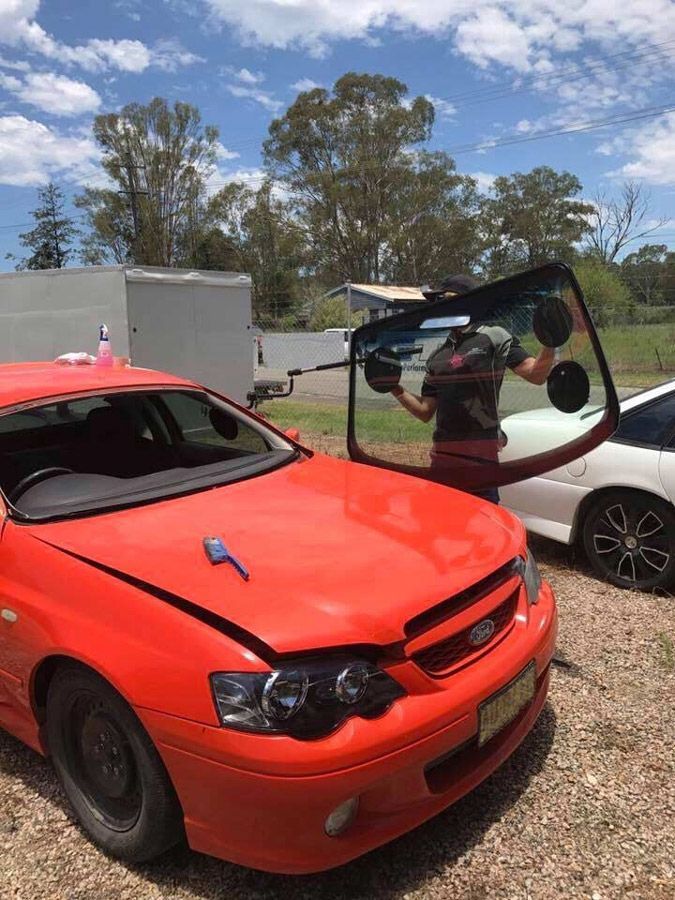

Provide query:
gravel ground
left=1, top=539, right=674, bottom=900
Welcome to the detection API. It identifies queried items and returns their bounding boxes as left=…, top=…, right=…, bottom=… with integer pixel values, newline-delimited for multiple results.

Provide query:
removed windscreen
left=349, top=263, right=618, bottom=492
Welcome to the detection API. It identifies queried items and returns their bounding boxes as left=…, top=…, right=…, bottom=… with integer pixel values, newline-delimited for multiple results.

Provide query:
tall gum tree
left=484, top=166, right=594, bottom=276
left=263, top=73, right=434, bottom=283
left=77, top=98, right=218, bottom=267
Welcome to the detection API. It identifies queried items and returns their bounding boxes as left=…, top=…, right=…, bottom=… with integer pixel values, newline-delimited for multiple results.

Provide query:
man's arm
left=513, top=346, right=557, bottom=385
left=391, top=386, right=438, bottom=422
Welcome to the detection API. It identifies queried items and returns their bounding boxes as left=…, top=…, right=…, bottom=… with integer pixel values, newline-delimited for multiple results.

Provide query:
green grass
left=261, top=322, right=675, bottom=448
left=264, top=399, right=430, bottom=442
left=597, top=323, right=675, bottom=374
left=262, top=363, right=670, bottom=445
left=518, top=323, right=675, bottom=376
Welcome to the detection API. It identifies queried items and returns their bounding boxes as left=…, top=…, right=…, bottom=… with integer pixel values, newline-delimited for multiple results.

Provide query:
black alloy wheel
left=47, top=665, right=184, bottom=862
left=582, top=489, right=675, bottom=592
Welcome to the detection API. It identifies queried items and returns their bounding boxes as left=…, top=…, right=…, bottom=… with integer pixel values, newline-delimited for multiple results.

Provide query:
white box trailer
left=0, top=265, right=254, bottom=405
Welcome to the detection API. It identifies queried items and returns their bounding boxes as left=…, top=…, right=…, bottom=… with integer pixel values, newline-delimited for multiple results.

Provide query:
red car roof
left=0, top=362, right=192, bottom=409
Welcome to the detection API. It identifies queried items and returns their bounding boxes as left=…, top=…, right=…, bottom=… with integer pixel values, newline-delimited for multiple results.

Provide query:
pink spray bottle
left=95, top=323, right=114, bottom=367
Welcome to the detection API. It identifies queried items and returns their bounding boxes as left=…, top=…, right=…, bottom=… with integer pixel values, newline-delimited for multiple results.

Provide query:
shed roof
left=326, top=283, right=426, bottom=303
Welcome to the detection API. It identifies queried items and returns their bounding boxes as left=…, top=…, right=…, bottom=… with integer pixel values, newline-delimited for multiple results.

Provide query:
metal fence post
left=347, top=281, right=352, bottom=350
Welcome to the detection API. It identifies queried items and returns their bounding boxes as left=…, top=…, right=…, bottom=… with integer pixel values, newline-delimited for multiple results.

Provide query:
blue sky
left=1, top=0, right=674, bottom=267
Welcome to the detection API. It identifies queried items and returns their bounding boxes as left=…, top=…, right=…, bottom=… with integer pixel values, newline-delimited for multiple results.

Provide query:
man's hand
left=514, top=346, right=557, bottom=386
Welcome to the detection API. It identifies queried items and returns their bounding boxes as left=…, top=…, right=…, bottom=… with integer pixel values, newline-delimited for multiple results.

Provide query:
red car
left=0, top=265, right=617, bottom=873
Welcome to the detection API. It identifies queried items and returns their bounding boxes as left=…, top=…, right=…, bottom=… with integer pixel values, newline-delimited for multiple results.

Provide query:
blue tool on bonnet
left=203, top=537, right=250, bottom=581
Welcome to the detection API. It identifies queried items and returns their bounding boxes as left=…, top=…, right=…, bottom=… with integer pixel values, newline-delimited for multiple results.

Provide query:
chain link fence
left=252, top=303, right=675, bottom=456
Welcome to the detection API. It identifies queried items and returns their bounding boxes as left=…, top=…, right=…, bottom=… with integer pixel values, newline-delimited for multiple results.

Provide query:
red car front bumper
left=139, top=582, right=557, bottom=874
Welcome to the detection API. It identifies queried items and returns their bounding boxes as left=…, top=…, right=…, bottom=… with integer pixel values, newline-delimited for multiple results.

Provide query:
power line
left=437, top=39, right=675, bottom=107
left=2, top=102, right=674, bottom=233
left=445, top=101, right=675, bottom=155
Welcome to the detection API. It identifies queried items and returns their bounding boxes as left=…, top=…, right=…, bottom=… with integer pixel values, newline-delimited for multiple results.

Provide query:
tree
left=620, top=244, right=668, bottom=305
left=16, top=182, right=77, bottom=270
left=384, top=151, right=483, bottom=284
left=263, top=73, right=434, bottom=283
left=75, top=188, right=134, bottom=265
left=574, top=258, right=633, bottom=328
left=661, top=252, right=675, bottom=305
left=307, top=295, right=365, bottom=331
left=77, top=98, right=218, bottom=267
left=585, top=182, right=669, bottom=264
left=483, top=167, right=593, bottom=276
left=204, top=180, right=306, bottom=319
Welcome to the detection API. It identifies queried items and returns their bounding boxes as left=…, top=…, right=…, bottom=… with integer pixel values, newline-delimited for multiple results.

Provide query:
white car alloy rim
left=593, top=503, right=671, bottom=583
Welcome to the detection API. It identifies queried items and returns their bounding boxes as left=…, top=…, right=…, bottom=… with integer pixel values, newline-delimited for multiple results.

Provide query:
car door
left=658, top=418, right=675, bottom=505
left=348, top=263, right=619, bottom=493
left=0, top=490, right=22, bottom=729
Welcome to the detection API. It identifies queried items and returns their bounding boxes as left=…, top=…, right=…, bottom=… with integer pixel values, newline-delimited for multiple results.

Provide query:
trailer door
left=127, top=272, right=253, bottom=405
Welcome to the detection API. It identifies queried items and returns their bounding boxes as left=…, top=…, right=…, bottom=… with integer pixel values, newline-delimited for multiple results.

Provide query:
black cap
left=421, top=273, right=480, bottom=300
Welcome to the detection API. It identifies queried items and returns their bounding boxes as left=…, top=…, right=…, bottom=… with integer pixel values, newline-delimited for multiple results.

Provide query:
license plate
left=478, top=661, right=536, bottom=747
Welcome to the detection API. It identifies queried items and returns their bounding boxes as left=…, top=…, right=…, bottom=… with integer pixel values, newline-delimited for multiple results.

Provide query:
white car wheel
left=582, top=490, right=675, bottom=592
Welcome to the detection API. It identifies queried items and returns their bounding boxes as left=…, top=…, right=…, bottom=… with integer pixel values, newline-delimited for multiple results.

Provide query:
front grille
left=412, top=590, right=517, bottom=675
left=405, top=558, right=520, bottom=639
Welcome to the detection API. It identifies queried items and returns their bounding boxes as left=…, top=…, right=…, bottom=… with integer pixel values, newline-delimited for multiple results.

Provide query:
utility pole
left=118, top=140, right=147, bottom=263
left=346, top=281, right=352, bottom=348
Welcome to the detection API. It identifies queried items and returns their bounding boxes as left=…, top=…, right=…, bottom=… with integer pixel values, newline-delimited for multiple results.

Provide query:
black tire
left=46, top=664, right=184, bottom=862
left=582, top=489, right=675, bottom=592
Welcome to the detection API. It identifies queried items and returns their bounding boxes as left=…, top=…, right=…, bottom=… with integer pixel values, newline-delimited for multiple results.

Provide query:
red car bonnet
left=28, top=454, right=524, bottom=656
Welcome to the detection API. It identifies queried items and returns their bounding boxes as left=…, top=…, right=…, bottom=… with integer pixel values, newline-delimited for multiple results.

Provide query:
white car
left=500, top=380, right=675, bottom=592
left=324, top=328, right=355, bottom=360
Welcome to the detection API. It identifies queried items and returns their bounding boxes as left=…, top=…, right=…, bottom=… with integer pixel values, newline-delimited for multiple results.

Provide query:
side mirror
left=285, top=427, right=300, bottom=442
left=209, top=408, right=239, bottom=441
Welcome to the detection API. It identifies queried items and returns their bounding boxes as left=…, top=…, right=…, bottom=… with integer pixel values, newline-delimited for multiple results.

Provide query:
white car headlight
left=521, top=548, right=542, bottom=605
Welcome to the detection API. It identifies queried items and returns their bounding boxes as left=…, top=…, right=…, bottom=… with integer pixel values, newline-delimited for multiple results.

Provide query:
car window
left=158, top=391, right=269, bottom=454
left=0, top=388, right=293, bottom=519
left=613, top=393, right=675, bottom=447
left=0, top=410, right=51, bottom=434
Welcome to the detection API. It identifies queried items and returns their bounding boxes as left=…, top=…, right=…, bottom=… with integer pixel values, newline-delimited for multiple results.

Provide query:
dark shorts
left=469, top=486, right=500, bottom=505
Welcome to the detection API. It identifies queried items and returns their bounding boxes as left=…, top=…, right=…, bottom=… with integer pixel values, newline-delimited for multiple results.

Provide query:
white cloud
left=426, top=94, right=455, bottom=120
left=150, top=38, right=204, bottom=72
left=226, top=83, right=282, bottom=113
left=215, top=141, right=240, bottom=161
left=65, top=39, right=152, bottom=73
left=200, top=1, right=675, bottom=74
left=291, top=77, right=322, bottom=91
left=0, top=114, right=99, bottom=186
left=0, top=53, right=31, bottom=72
left=222, top=66, right=281, bottom=111
left=469, top=170, right=496, bottom=193
left=115, top=0, right=142, bottom=21
left=231, top=66, right=265, bottom=85
left=1, top=71, right=101, bottom=116
left=455, top=8, right=531, bottom=72
left=0, top=1, right=199, bottom=73
left=610, top=112, right=675, bottom=186
left=205, top=164, right=263, bottom=196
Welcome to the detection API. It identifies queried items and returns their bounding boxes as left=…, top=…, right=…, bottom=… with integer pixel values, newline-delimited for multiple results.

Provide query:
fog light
left=324, top=797, right=359, bottom=837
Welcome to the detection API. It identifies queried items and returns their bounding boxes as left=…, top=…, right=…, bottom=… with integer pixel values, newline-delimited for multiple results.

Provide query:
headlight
left=210, top=659, right=406, bottom=739
left=521, top=548, right=542, bottom=605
